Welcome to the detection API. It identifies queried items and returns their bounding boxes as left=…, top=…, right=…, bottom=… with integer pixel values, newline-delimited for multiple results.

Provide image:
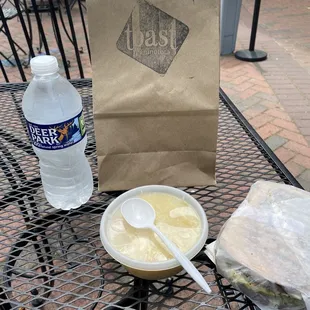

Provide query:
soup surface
left=107, top=192, right=201, bottom=262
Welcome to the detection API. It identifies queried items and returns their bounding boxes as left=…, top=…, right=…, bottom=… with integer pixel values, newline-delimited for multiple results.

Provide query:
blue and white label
left=26, top=110, right=86, bottom=150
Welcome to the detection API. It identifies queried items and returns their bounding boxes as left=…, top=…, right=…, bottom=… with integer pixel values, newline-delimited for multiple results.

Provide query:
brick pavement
left=221, top=0, right=310, bottom=190
left=1, top=1, right=310, bottom=189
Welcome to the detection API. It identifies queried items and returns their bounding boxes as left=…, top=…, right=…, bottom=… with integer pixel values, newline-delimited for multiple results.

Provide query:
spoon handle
left=151, top=225, right=212, bottom=294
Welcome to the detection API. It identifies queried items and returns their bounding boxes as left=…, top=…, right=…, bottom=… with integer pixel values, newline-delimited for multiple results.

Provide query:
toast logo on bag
left=116, top=0, right=189, bottom=74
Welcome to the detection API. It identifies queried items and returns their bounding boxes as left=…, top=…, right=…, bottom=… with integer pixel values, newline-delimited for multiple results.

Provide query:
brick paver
left=1, top=1, right=310, bottom=190
left=220, top=0, right=310, bottom=190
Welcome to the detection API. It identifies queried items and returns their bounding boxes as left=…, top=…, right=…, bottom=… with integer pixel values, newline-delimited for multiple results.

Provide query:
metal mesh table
left=0, top=79, right=301, bottom=310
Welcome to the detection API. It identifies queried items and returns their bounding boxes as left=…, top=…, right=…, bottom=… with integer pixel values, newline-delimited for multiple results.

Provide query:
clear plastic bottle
left=22, top=55, right=93, bottom=210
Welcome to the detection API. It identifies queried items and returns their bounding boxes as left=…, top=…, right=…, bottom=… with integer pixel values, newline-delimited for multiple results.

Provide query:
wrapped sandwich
left=207, top=181, right=310, bottom=310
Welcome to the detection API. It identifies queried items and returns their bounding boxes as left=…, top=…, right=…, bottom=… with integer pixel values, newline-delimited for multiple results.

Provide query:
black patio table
left=0, top=79, right=302, bottom=310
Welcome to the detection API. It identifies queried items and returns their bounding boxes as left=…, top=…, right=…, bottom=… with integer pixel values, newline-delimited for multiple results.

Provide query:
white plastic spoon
left=121, top=198, right=212, bottom=294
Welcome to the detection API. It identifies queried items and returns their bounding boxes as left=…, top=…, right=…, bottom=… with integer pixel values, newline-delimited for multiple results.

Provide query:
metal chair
left=67, top=0, right=86, bottom=10
left=0, top=0, right=27, bottom=66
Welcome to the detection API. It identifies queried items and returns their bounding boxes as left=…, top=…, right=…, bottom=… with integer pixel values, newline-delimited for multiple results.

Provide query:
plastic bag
left=207, top=181, right=310, bottom=310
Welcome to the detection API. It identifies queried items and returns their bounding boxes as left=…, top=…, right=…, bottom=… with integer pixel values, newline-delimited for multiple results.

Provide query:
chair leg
left=11, top=39, right=27, bottom=55
left=1, top=29, right=27, bottom=55
left=0, top=58, right=10, bottom=82
left=70, top=0, right=77, bottom=10
left=0, top=51, right=15, bottom=67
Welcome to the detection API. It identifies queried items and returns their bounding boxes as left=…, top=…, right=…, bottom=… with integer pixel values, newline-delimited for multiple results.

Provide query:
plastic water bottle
left=22, top=55, right=93, bottom=210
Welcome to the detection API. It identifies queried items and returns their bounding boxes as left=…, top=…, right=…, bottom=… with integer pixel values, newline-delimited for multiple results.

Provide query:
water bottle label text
left=26, top=110, right=86, bottom=150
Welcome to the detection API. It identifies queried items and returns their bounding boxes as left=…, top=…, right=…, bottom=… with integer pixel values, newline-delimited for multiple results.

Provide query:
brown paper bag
left=88, top=0, right=219, bottom=191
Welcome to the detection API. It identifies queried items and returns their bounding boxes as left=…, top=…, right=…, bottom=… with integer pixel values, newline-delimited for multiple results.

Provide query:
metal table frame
left=0, top=80, right=302, bottom=310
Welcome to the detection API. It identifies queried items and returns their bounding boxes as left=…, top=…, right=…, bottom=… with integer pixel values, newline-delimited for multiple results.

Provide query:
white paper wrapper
left=205, top=181, right=310, bottom=310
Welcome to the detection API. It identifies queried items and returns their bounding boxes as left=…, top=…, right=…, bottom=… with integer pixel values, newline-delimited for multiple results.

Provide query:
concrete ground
left=1, top=0, right=310, bottom=189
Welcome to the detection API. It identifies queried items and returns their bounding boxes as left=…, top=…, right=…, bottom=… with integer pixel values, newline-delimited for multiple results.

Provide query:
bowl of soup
left=100, top=185, right=208, bottom=280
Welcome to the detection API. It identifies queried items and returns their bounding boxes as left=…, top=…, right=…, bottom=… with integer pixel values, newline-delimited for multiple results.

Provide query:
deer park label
left=26, top=110, right=86, bottom=150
